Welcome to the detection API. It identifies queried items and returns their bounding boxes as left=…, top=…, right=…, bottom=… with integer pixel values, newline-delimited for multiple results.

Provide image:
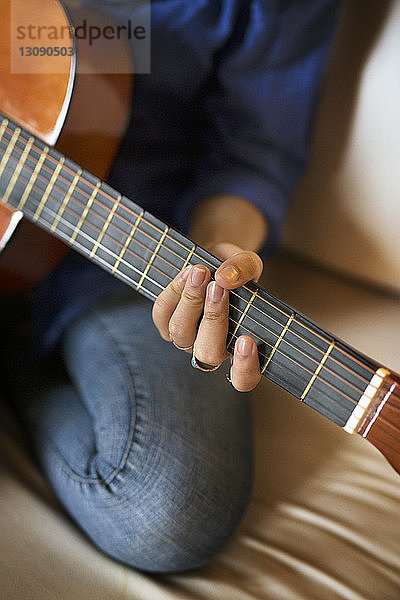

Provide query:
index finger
left=152, top=265, right=191, bottom=341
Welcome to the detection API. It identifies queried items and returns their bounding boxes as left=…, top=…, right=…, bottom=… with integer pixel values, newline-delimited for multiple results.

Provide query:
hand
left=152, top=242, right=263, bottom=392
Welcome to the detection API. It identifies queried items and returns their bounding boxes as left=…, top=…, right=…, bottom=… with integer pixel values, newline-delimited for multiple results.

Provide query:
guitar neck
left=1, top=113, right=400, bottom=470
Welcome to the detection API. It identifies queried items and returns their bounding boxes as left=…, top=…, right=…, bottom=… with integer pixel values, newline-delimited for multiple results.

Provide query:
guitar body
left=0, top=0, right=132, bottom=291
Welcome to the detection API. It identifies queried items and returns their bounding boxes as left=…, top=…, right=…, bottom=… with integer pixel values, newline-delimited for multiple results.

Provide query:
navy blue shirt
left=34, top=0, right=341, bottom=354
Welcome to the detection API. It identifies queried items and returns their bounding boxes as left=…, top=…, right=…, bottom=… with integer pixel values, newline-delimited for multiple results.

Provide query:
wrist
left=189, top=194, right=268, bottom=253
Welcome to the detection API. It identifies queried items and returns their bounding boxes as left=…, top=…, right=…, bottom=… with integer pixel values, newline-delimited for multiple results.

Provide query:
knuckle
left=151, top=314, right=171, bottom=342
left=168, top=319, right=184, bottom=340
left=168, top=279, right=184, bottom=298
left=203, top=307, right=226, bottom=323
left=153, top=292, right=172, bottom=313
left=181, top=287, right=204, bottom=307
left=232, top=373, right=261, bottom=392
left=160, top=331, right=172, bottom=342
left=151, top=301, right=164, bottom=328
left=243, top=251, right=263, bottom=277
left=196, top=347, right=225, bottom=366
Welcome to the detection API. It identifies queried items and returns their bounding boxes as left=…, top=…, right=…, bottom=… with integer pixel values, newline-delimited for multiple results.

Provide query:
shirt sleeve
left=172, top=0, right=342, bottom=254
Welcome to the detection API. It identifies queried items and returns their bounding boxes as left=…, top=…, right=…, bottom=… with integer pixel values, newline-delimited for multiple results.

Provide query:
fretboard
left=0, top=115, right=382, bottom=431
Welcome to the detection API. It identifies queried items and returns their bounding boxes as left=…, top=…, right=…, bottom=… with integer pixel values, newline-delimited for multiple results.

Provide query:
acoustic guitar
left=1, top=0, right=399, bottom=476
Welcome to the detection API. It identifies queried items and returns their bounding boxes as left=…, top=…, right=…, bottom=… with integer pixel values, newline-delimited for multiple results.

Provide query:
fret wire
left=0, top=123, right=378, bottom=394
left=0, top=125, right=20, bottom=181
left=105, top=199, right=356, bottom=394
left=19, top=133, right=194, bottom=268
left=112, top=209, right=144, bottom=274
left=146, top=233, right=378, bottom=382
left=227, top=290, right=258, bottom=349
left=33, top=157, right=64, bottom=221
left=69, top=181, right=101, bottom=243
left=50, top=168, right=82, bottom=232
left=3, top=134, right=188, bottom=290
left=261, top=314, right=295, bottom=374
left=61, top=224, right=157, bottom=301
left=301, top=342, right=335, bottom=401
left=90, top=193, right=121, bottom=258
left=181, top=244, right=196, bottom=270
left=0, top=118, right=9, bottom=145
left=2, top=136, right=34, bottom=205
left=24, top=152, right=63, bottom=211
left=17, top=146, right=49, bottom=211
left=136, top=225, right=169, bottom=291
left=20, top=171, right=168, bottom=293
left=47, top=190, right=163, bottom=283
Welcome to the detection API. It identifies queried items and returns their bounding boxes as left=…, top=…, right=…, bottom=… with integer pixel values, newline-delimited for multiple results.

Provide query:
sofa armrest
left=284, top=0, right=400, bottom=294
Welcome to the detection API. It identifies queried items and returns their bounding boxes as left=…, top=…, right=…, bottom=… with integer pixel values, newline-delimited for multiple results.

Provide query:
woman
left=7, top=0, right=340, bottom=572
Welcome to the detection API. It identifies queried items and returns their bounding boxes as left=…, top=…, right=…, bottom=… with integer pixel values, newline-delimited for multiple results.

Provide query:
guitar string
left=2, top=169, right=400, bottom=442
left=3, top=120, right=395, bottom=391
left=0, top=128, right=394, bottom=403
left=0, top=132, right=390, bottom=403
left=0, top=123, right=381, bottom=386
left=0, top=146, right=380, bottom=401
left=0, top=121, right=380, bottom=381
left=0, top=124, right=391, bottom=389
left=3, top=166, right=398, bottom=429
left=0, top=129, right=383, bottom=396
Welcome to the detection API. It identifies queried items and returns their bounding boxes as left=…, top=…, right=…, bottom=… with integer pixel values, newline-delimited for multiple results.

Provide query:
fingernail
left=208, top=281, right=224, bottom=302
left=180, top=266, right=191, bottom=281
left=237, top=337, right=253, bottom=357
left=218, top=264, right=240, bottom=285
left=191, top=265, right=207, bottom=286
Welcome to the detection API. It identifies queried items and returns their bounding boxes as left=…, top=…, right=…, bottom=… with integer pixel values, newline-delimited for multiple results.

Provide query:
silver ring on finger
left=191, top=353, right=221, bottom=372
left=169, top=332, right=193, bottom=352
left=171, top=340, right=194, bottom=351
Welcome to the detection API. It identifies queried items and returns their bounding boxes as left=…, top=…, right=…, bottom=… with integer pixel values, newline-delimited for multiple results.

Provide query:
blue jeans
left=15, top=291, right=253, bottom=572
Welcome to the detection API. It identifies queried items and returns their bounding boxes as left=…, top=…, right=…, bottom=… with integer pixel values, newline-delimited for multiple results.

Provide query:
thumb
left=214, top=248, right=263, bottom=289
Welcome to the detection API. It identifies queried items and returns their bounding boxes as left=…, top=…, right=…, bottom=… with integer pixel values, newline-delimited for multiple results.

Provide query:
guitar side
left=0, top=0, right=132, bottom=291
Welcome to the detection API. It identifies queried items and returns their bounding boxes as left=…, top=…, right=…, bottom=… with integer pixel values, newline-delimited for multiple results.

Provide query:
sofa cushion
left=1, top=253, right=399, bottom=599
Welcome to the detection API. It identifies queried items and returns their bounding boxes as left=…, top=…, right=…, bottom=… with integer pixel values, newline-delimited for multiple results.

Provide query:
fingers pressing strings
left=153, top=264, right=262, bottom=390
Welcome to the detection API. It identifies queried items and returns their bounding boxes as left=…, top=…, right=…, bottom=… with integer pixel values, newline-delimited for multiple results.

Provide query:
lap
left=13, top=290, right=253, bottom=571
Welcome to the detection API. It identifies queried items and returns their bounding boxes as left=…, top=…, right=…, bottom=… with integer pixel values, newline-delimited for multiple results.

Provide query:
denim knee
left=80, top=453, right=252, bottom=573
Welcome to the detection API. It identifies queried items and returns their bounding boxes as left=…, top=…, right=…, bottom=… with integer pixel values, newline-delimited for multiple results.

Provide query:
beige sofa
left=1, top=1, right=399, bottom=598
